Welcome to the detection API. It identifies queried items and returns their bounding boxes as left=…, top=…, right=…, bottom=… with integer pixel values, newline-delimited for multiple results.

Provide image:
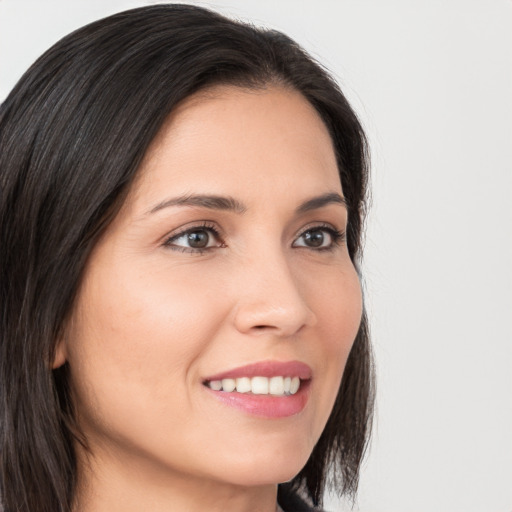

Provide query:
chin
left=208, top=440, right=312, bottom=488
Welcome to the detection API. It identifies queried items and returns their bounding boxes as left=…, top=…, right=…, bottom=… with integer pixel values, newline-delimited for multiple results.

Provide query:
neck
left=73, top=446, right=279, bottom=512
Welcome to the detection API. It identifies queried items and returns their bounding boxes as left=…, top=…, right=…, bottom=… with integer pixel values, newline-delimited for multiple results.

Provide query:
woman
left=0, top=5, right=373, bottom=512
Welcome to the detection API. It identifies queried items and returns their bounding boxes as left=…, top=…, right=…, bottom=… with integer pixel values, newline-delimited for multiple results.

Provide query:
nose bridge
left=232, top=242, right=317, bottom=336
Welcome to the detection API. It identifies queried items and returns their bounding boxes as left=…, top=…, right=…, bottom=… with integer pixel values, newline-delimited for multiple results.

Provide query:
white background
left=1, top=1, right=510, bottom=511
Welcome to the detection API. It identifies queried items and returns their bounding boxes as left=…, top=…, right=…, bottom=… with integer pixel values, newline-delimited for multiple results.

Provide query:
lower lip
left=204, top=381, right=310, bottom=418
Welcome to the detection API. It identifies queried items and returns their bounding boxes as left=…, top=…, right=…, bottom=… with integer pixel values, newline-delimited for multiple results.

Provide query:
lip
left=203, top=360, right=312, bottom=381
left=202, top=360, right=312, bottom=419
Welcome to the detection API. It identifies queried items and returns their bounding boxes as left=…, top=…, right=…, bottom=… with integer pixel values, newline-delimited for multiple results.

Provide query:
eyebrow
left=148, top=194, right=247, bottom=215
left=295, top=192, right=347, bottom=213
left=147, top=192, right=346, bottom=216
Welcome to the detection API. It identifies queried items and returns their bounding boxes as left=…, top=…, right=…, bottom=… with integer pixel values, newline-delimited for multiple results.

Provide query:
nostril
left=234, top=299, right=315, bottom=336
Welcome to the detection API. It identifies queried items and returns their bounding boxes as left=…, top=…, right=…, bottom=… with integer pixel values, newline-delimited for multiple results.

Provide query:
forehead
left=128, top=85, right=341, bottom=212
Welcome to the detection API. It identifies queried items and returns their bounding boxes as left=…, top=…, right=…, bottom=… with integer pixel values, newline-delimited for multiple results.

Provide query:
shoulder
left=277, top=484, right=325, bottom=512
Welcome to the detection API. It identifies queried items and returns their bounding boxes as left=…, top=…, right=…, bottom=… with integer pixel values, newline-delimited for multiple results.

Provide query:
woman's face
left=59, top=86, right=362, bottom=490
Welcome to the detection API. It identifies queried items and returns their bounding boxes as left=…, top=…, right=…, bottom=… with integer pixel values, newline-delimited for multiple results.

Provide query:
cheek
left=326, top=274, right=362, bottom=360
left=303, top=264, right=362, bottom=436
left=65, top=258, right=228, bottom=429
left=306, top=261, right=362, bottom=355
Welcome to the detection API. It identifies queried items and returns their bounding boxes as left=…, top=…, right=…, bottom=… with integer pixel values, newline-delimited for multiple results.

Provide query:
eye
left=164, top=223, right=224, bottom=253
left=293, top=225, right=345, bottom=250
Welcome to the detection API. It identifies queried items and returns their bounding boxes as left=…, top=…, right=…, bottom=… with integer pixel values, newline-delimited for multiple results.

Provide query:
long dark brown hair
left=0, top=5, right=374, bottom=511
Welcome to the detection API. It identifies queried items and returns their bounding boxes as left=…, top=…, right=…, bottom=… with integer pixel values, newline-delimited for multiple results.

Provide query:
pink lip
left=202, top=360, right=312, bottom=419
left=204, top=384, right=310, bottom=418
left=203, top=360, right=312, bottom=382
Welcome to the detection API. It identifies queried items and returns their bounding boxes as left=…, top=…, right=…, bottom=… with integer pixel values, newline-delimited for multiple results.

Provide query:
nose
left=232, top=252, right=317, bottom=337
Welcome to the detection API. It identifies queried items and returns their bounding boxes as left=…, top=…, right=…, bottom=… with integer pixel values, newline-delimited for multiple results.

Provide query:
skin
left=55, top=85, right=363, bottom=512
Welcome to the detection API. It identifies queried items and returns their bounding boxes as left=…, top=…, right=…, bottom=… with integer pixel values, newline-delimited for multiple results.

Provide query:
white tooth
left=209, top=380, right=222, bottom=391
left=269, top=376, right=285, bottom=395
left=221, top=378, right=236, bottom=392
left=283, top=377, right=291, bottom=393
left=236, top=377, right=251, bottom=393
left=251, top=376, right=269, bottom=395
left=289, top=377, right=300, bottom=395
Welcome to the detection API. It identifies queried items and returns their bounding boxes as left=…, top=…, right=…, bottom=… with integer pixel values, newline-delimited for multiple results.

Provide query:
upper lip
left=203, top=360, right=312, bottom=382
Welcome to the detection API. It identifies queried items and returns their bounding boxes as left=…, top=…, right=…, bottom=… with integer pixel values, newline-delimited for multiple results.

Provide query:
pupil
left=188, top=231, right=209, bottom=248
left=305, top=230, right=324, bottom=247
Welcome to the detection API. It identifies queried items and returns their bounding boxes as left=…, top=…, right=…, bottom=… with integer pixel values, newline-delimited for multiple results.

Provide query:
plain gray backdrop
left=1, top=1, right=511, bottom=511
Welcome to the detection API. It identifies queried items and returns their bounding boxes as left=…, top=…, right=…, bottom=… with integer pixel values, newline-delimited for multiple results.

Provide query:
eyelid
left=294, top=221, right=344, bottom=238
left=163, top=221, right=225, bottom=253
left=293, top=222, right=346, bottom=250
left=161, top=220, right=345, bottom=254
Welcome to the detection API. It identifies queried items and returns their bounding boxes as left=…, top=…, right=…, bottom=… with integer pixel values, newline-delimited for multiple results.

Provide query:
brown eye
left=164, top=224, right=223, bottom=252
left=293, top=226, right=345, bottom=251
left=302, top=229, right=325, bottom=247
left=187, top=230, right=210, bottom=248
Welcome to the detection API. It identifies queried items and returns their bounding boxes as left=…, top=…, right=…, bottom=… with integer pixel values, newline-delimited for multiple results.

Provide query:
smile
left=202, top=361, right=312, bottom=418
left=205, top=376, right=302, bottom=396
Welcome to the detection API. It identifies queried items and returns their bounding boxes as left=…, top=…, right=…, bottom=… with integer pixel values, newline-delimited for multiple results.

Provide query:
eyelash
left=163, top=222, right=346, bottom=254
left=295, top=223, right=346, bottom=252
left=163, top=222, right=223, bottom=254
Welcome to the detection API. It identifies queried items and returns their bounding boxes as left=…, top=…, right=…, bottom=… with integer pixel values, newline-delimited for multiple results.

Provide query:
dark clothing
left=277, top=485, right=323, bottom=512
